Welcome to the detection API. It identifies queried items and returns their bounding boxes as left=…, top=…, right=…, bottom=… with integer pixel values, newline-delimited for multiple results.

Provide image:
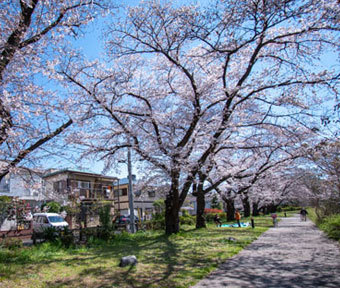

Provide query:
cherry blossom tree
left=60, top=0, right=339, bottom=234
left=308, top=140, right=340, bottom=198
left=248, top=165, right=306, bottom=215
left=193, top=116, right=313, bottom=227
left=297, top=139, right=340, bottom=218
left=0, top=0, right=110, bottom=181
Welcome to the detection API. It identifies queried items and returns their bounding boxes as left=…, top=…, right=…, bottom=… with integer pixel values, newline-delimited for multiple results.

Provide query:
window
left=103, top=186, right=112, bottom=198
left=0, top=177, right=10, bottom=192
left=53, top=181, right=64, bottom=193
left=148, top=191, right=156, bottom=198
left=77, top=181, right=90, bottom=189
left=48, top=216, right=64, bottom=223
left=114, top=188, right=128, bottom=196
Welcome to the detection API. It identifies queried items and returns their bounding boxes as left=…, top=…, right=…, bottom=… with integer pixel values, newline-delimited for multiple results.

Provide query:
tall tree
left=0, top=0, right=109, bottom=180
left=61, top=0, right=339, bottom=234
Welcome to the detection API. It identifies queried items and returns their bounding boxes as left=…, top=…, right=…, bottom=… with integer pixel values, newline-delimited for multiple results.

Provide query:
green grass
left=0, top=215, right=274, bottom=288
left=306, top=207, right=318, bottom=223
left=307, top=208, right=340, bottom=243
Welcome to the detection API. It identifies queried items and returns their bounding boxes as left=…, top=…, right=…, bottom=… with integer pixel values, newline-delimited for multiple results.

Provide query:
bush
left=59, top=227, right=75, bottom=248
left=97, top=204, right=114, bottom=240
left=62, top=204, right=80, bottom=216
left=0, top=237, right=23, bottom=250
left=150, top=213, right=165, bottom=230
left=280, top=206, right=301, bottom=212
left=319, top=214, right=340, bottom=241
left=204, top=208, right=223, bottom=214
left=153, top=199, right=165, bottom=214
left=180, top=214, right=195, bottom=226
left=41, top=227, right=60, bottom=242
left=42, top=201, right=61, bottom=213
left=205, top=212, right=225, bottom=223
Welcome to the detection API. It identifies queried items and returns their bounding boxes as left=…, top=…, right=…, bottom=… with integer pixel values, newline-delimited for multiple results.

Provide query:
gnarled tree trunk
left=165, top=172, right=181, bottom=235
left=226, top=198, right=235, bottom=221
left=165, top=194, right=180, bottom=235
left=252, top=201, right=260, bottom=216
left=242, top=195, right=251, bottom=217
left=195, top=183, right=206, bottom=228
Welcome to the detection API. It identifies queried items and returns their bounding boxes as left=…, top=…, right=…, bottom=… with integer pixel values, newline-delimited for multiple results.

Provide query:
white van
left=33, top=213, right=69, bottom=233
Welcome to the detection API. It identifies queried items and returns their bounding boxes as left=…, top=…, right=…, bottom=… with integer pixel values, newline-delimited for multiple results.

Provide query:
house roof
left=42, top=169, right=118, bottom=181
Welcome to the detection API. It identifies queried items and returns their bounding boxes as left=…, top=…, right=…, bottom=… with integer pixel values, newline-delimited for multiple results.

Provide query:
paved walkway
left=191, top=215, right=340, bottom=288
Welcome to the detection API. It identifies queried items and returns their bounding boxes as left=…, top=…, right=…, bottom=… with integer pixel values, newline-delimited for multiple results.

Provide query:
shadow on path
left=191, top=215, right=340, bottom=288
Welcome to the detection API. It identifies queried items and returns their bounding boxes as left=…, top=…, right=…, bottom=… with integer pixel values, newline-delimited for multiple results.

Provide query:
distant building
left=42, top=169, right=118, bottom=228
left=0, top=168, right=46, bottom=204
left=113, top=177, right=165, bottom=220
left=42, top=169, right=118, bottom=203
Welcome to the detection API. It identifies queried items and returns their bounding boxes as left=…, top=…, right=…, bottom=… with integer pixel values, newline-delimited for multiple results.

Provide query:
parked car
left=33, top=213, right=69, bottom=233
left=116, top=215, right=139, bottom=225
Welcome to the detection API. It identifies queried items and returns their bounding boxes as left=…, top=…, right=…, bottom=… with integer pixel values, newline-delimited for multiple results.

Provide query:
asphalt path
left=191, top=215, right=340, bottom=288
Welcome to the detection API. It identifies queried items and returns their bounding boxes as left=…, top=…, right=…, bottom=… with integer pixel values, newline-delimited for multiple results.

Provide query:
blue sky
left=64, top=0, right=213, bottom=178
left=55, top=0, right=339, bottom=179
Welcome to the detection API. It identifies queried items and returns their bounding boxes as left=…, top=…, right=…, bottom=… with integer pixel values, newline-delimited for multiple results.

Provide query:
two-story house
left=43, top=169, right=118, bottom=201
left=113, top=177, right=165, bottom=220
left=43, top=169, right=119, bottom=228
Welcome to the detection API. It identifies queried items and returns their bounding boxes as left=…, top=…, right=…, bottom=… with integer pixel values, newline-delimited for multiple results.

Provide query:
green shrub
left=319, top=214, right=340, bottom=241
left=180, top=214, right=195, bottom=226
left=153, top=199, right=165, bottom=214
left=280, top=206, right=301, bottom=212
left=62, top=204, right=80, bottom=216
left=41, top=227, right=60, bottom=242
left=59, top=227, right=75, bottom=248
left=99, top=205, right=112, bottom=227
left=42, top=201, right=61, bottom=213
left=0, top=237, right=23, bottom=250
left=150, top=213, right=165, bottom=230
left=97, top=204, right=114, bottom=240
left=205, top=212, right=225, bottom=223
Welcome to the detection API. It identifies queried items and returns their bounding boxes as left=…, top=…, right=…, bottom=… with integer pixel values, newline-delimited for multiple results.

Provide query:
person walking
left=300, top=208, right=308, bottom=221
left=271, top=212, right=278, bottom=227
left=235, top=210, right=241, bottom=227
left=214, top=214, right=222, bottom=227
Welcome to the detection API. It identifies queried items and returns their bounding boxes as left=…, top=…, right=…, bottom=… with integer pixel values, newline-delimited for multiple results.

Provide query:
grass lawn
left=306, top=207, right=340, bottom=244
left=0, top=215, right=276, bottom=288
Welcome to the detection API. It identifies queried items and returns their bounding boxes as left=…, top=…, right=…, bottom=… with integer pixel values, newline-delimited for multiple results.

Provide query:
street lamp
left=127, top=145, right=135, bottom=233
left=118, top=142, right=135, bottom=233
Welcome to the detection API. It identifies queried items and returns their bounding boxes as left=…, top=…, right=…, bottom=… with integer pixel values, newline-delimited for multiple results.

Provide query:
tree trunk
left=252, top=202, right=260, bottom=216
left=165, top=198, right=180, bottom=235
left=165, top=177, right=180, bottom=235
left=195, top=184, right=206, bottom=228
left=242, top=195, right=251, bottom=217
left=263, top=205, right=269, bottom=215
left=266, top=203, right=278, bottom=214
left=226, top=198, right=235, bottom=221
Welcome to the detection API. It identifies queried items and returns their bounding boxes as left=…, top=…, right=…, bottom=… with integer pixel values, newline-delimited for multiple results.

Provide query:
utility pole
left=127, top=143, right=135, bottom=233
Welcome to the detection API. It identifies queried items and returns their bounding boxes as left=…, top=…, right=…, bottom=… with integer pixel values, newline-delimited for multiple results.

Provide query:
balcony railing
left=68, top=187, right=113, bottom=200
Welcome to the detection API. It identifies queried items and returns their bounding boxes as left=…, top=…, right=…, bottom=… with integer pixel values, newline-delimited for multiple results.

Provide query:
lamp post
left=127, top=145, right=135, bottom=233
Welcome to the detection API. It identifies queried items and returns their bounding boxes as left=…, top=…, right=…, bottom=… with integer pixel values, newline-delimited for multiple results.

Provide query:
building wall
left=43, top=172, right=116, bottom=203
left=43, top=173, right=69, bottom=204
left=113, top=183, right=129, bottom=213
left=0, top=171, right=45, bottom=201
left=113, top=182, right=163, bottom=219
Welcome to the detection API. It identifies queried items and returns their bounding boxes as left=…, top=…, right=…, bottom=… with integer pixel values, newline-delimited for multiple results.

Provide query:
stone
left=227, top=237, right=237, bottom=242
left=119, top=255, right=138, bottom=267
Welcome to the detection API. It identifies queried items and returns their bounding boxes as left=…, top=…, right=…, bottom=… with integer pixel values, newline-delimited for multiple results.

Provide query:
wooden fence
left=0, top=220, right=33, bottom=240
